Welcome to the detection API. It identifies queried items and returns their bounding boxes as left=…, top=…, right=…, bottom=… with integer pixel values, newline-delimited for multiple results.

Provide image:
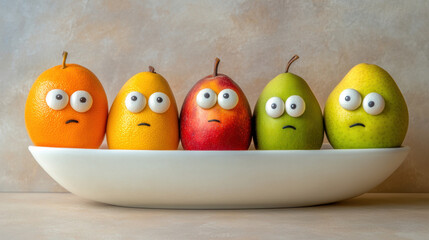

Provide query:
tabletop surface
left=1, top=193, right=428, bottom=240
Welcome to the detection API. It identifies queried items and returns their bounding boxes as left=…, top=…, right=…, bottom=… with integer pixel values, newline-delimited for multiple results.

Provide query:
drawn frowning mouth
left=66, top=119, right=79, bottom=124
left=282, top=125, right=296, bottom=130
left=208, top=119, right=221, bottom=123
left=138, top=123, right=151, bottom=127
left=350, top=123, right=365, bottom=128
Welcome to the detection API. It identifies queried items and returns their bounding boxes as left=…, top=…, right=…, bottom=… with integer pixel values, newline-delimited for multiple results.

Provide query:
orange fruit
left=106, top=66, right=179, bottom=150
left=25, top=51, right=108, bottom=148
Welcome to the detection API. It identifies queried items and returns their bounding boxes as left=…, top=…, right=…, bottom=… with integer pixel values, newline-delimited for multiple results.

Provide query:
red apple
left=180, top=58, right=252, bottom=150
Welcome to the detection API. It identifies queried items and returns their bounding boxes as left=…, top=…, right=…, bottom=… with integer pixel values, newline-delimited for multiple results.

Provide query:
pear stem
left=62, top=51, right=68, bottom=69
left=213, top=57, right=220, bottom=76
left=285, top=55, right=299, bottom=73
left=149, top=66, right=156, bottom=73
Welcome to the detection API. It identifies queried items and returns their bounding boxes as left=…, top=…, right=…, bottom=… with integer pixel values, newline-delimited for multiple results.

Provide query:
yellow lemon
left=106, top=66, right=179, bottom=150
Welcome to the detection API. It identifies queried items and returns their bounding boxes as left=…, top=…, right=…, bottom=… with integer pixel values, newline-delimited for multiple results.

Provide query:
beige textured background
left=0, top=0, right=428, bottom=192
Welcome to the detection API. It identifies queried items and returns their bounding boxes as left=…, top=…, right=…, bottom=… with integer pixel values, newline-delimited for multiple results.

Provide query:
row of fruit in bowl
left=25, top=52, right=408, bottom=150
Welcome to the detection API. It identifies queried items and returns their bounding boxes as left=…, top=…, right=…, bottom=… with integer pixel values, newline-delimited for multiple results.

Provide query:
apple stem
left=149, top=66, right=156, bottom=73
left=213, top=57, right=220, bottom=76
left=285, top=55, right=299, bottom=73
left=62, top=51, right=68, bottom=69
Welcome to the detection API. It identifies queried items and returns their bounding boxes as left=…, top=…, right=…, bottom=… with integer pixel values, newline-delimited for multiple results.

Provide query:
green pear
left=324, top=63, right=408, bottom=149
left=253, top=55, right=324, bottom=150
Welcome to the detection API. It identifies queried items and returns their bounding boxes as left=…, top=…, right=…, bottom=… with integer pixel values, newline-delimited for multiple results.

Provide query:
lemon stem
left=213, top=57, right=220, bottom=76
left=285, top=55, right=299, bottom=73
left=62, top=51, right=68, bottom=69
left=149, top=66, right=156, bottom=73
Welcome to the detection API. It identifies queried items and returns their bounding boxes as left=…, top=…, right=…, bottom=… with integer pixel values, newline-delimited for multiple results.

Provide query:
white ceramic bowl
left=28, top=144, right=409, bottom=209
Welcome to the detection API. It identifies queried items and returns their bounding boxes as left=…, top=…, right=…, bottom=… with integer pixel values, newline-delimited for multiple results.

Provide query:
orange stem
left=62, top=51, right=68, bottom=69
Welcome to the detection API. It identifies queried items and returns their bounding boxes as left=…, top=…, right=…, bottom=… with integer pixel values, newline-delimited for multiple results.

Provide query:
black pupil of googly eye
left=223, top=93, right=229, bottom=99
left=291, top=104, right=296, bottom=109
left=368, top=101, right=375, bottom=107
left=345, top=96, right=351, bottom=101
left=204, top=93, right=210, bottom=98
left=56, top=94, right=63, bottom=100
left=157, top=97, right=163, bottom=103
left=80, top=97, right=87, bottom=103
left=271, top=103, right=277, bottom=109
left=131, top=96, right=137, bottom=101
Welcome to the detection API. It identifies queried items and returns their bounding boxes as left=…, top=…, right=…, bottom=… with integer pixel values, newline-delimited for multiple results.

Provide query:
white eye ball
left=285, top=95, right=306, bottom=117
left=125, top=91, right=146, bottom=113
left=363, top=92, right=385, bottom=115
left=46, top=89, right=69, bottom=110
left=196, top=88, right=217, bottom=109
left=218, top=89, right=239, bottom=110
left=70, top=91, right=93, bottom=113
left=339, top=88, right=361, bottom=111
left=149, top=92, right=170, bottom=113
left=265, top=97, right=285, bottom=118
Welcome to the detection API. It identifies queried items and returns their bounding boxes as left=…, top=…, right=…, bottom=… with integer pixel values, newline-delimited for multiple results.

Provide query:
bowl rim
left=28, top=144, right=410, bottom=154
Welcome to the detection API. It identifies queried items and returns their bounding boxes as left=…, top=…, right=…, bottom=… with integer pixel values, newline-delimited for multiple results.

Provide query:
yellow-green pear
left=253, top=55, right=324, bottom=150
left=324, top=63, right=408, bottom=149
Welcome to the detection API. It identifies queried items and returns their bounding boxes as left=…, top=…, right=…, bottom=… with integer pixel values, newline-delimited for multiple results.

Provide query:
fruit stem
left=149, top=66, right=156, bottom=73
left=213, top=57, right=220, bottom=76
left=62, top=51, right=68, bottom=69
left=285, top=55, right=299, bottom=73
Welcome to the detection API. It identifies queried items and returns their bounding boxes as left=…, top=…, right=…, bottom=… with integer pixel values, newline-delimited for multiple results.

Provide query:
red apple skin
left=180, top=74, right=252, bottom=150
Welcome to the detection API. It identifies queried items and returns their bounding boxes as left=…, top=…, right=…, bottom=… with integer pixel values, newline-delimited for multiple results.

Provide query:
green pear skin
left=324, top=63, right=408, bottom=149
left=253, top=56, right=324, bottom=150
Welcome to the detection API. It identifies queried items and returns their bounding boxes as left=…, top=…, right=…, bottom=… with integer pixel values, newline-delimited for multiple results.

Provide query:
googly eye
left=46, top=89, right=69, bottom=110
left=218, top=89, right=239, bottom=110
left=285, top=95, right=305, bottom=117
left=363, top=92, right=385, bottom=115
left=70, top=91, right=93, bottom=113
left=149, top=92, right=170, bottom=113
left=265, top=97, right=285, bottom=118
left=196, top=88, right=217, bottom=109
left=125, top=91, right=146, bottom=113
left=339, top=88, right=361, bottom=111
